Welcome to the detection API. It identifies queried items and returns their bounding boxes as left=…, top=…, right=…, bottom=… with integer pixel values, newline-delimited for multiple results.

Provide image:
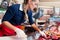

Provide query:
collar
left=19, top=4, right=23, bottom=11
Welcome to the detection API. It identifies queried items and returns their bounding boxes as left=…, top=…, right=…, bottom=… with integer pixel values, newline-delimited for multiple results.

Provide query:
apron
left=0, top=24, right=25, bottom=36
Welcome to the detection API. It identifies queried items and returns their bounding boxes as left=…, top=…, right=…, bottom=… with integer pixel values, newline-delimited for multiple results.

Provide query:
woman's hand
left=39, top=31, right=46, bottom=37
left=15, top=28, right=27, bottom=38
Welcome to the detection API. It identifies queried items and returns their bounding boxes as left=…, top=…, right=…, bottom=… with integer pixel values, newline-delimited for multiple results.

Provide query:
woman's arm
left=2, top=21, right=27, bottom=38
left=31, top=23, right=40, bottom=32
left=2, top=6, right=17, bottom=31
left=27, top=9, right=46, bottom=37
left=27, top=9, right=40, bottom=32
left=2, top=21, right=17, bottom=31
left=31, top=23, right=46, bottom=37
left=1, top=5, right=27, bottom=38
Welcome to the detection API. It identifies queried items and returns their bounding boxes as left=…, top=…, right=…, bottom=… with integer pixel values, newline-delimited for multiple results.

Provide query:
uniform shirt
left=2, top=4, right=34, bottom=25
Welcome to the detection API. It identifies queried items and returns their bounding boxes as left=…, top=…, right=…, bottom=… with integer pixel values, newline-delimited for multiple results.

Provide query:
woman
left=0, top=0, right=46, bottom=38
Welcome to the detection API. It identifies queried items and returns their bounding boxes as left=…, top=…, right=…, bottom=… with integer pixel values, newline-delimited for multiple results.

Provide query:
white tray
left=0, top=36, right=27, bottom=40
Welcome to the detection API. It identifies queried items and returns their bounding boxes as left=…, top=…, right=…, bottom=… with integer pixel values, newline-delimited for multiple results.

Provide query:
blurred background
left=0, top=0, right=60, bottom=40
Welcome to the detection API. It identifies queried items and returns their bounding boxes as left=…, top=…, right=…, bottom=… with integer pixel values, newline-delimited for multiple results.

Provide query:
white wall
left=39, top=2, right=60, bottom=8
left=0, top=0, right=3, bottom=5
left=40, top=0, right=60, bottom=2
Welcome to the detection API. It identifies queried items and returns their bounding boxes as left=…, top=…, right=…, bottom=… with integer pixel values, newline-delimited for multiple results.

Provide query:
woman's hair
left=12, top=0, right=17, bottom=3
left=23, top=0, right=29, bottom=5
left=12, top=0, right=24, bottom=4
